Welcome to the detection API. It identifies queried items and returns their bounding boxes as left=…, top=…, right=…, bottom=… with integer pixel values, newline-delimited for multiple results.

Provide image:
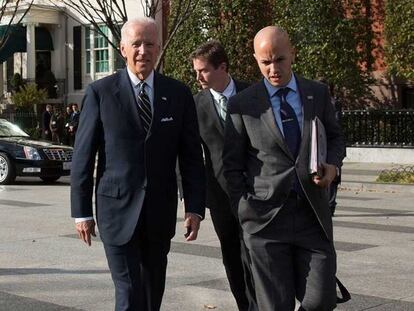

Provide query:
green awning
left=0, top=25, right=54, bottom=63
left=0, top=24, right=26, bottom=63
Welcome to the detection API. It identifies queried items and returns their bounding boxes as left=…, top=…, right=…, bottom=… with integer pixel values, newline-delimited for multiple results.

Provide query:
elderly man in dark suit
left=70, top=17, right=205, bottom=311
left=191, top=40, right=256, bottom=311
left=223, top=26, right=345, bottom=311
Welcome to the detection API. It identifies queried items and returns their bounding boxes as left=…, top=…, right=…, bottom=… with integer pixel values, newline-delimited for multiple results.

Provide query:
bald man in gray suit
left=223, top=26, right=345, bottom=311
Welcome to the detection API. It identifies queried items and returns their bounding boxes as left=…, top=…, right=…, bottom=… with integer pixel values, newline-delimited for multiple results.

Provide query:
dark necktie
left=137, top=82, right=152, bottom=134
left=276, top=87, right=304, bottom=197
left=276, top=87, right=301, bottom=158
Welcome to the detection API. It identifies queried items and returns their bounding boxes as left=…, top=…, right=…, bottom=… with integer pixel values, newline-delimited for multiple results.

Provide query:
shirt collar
left=263, top=72, right=298, bottom=98
left=126, top=67, right=155, bottom=91
left=209, top=75, right=235, bottom=101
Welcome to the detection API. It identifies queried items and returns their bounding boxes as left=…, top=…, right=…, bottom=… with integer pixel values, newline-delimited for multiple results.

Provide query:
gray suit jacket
left=194, top=80, right=249, bottom=210
left=223, top=76, right=345, bottom=240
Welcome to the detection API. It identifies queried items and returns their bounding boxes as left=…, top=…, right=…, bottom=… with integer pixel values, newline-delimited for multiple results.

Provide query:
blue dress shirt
left=263, top=73, right=303, bottom=136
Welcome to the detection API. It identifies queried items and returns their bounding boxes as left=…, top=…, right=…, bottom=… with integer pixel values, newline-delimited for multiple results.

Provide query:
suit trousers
left=243, top=193, right=337, bottom=311
left=210, top=200, right=257, bottom=311
left=103, top=213, right=171, bottom=311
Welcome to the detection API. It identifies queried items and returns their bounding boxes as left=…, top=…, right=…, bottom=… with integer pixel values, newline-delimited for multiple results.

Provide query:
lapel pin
left=307, top=95, right=313, bottom=100
left=161, top=97, right=167, bottom=101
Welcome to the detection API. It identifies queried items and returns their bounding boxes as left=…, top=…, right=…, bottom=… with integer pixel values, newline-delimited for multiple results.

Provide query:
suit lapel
left=254, top=81, right=292, bottom=159
left=150, top=72, right=169, bottom=137
left=200, top=89, right=224, bottom=135
left=116, top=68, right=144, bottom=132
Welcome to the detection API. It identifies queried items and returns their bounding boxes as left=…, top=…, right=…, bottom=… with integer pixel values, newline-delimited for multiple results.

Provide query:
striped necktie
left=217, top=93, right=228, bottom=122
left=137, top=81, right=152, bottom=134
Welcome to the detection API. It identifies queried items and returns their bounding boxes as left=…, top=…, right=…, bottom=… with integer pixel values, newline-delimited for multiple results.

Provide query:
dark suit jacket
left=42, top=111, right=52, bottom=131
left=194, top=80, right=249, bottom=210
left=71, top=68, right=206, bottom=246
left=69, top=112, right=80, bottom=132
left=223, top=76, right=345, bottom=241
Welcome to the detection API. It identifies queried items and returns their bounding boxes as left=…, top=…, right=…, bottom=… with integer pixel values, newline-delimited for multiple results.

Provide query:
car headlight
left=23, top=146, right=41, bottom=160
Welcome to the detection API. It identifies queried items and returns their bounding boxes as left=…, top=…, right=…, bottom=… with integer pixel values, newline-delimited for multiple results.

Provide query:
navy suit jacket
left=71, top=68, right=206, bottom=245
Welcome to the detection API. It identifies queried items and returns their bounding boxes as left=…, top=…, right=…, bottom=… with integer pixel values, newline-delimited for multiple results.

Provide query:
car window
left=0, top=120, right=30, bottom=137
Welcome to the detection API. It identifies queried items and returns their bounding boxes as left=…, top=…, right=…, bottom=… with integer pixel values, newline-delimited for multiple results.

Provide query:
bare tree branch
left=47, top=0, right=198, bottom=71
left=156, top=0, right=198, bottom=70
left=0, top=0, right=34, bottom=49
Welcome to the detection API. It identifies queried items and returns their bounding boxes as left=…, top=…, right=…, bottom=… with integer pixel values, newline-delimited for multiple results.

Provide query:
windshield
left=0, top=119, right=29, bottom=137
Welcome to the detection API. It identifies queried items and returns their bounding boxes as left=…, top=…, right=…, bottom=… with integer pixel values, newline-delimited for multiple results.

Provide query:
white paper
left=309, top=116, right=327, bottom=176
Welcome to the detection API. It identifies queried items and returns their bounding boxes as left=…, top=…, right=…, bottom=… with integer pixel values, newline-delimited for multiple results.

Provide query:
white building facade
left=0, top=0, right=163, bottom=108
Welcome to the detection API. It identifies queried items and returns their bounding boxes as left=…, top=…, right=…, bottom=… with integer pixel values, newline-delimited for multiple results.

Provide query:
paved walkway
left=0, top=163, right=413, bottom=311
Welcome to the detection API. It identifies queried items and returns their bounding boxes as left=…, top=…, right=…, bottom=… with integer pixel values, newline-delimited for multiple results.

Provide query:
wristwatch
left=335, top=166, right=340, bottom=177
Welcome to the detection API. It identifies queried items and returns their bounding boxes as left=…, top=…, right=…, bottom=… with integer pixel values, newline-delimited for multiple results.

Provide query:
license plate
left=63, top=162, right=72, bottom=170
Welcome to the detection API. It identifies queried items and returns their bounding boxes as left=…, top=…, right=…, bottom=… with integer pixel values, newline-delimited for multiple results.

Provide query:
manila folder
left=309, top=116, right=327, bottom=176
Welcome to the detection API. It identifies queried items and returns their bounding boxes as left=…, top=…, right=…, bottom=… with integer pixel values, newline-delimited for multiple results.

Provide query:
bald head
left=253, top=26, right=295, bottom=87
left=254, top=26, right=292, bottom=53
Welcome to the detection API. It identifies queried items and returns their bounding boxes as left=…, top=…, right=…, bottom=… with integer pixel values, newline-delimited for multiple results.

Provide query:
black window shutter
left=73, top=26, right=82, bottom=90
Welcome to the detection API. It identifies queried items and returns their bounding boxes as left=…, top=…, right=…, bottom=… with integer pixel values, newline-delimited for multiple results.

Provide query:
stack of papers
left=309, top=116, right=327, bottom=176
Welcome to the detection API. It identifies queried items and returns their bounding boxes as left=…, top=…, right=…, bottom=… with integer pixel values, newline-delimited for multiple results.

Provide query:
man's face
left=254, top=38, right=295, bottom=87
left=72, top=105, right=78, bottom=112
left=193, top=57, right=227, bottom=90
left=120, top=22, right=160, bottom=80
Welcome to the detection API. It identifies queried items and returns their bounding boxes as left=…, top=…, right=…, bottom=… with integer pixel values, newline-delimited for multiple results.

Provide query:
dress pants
left=210, top=198, right=257, bottom=311
left=244, top=193, right=337, bottom=311
left=103, top=214, right=171, bottom=311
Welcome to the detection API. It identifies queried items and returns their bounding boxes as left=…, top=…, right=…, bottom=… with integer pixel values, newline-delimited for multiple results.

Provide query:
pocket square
left=161, top=117, right=173, bottom=122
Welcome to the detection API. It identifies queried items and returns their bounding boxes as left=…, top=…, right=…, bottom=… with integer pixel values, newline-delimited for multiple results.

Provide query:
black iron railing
left=342, top=110, right=414, bottom=147
left=0, top=111, right=40, bottom=138
left=1, top=109, right=414, bottom=148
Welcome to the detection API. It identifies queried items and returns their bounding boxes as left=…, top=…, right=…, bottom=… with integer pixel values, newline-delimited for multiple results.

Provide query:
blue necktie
left=276, top=88, right=304, bottom=197
left=276, top=88, right=301, bottom=158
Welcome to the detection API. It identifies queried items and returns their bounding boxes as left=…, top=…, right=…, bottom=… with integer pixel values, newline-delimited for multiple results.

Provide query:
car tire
left=0, top=152, right=16, bottom=185
left=40, top=176, right=61, bottom=183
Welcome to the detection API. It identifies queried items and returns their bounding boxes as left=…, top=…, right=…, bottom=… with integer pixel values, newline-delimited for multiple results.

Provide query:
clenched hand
left=76, top=219, right=96, bottom=246
left=184, top=213, right=201, bottom=241
left=312, top=163, right=337, bottom=188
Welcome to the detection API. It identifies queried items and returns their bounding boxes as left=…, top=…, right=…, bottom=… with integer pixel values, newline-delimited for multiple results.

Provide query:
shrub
left=11, top=84, right=47, bottom=111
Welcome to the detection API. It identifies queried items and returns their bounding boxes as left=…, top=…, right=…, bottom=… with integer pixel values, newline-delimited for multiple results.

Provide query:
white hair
left=120, top=17, right=159, bottom=44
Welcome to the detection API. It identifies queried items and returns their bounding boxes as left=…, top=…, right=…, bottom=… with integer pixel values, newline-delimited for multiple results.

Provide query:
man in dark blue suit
left=70, top=17, right=205, bottom=311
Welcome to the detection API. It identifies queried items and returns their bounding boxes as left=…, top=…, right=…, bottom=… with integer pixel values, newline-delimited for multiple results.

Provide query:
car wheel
left=0, top=152, right=16, bottom=185
left=40, top=176, right=61, bottom=183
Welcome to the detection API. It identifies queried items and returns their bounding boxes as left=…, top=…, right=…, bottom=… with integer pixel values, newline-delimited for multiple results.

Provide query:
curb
left=340, top=181, right=414, bottom=194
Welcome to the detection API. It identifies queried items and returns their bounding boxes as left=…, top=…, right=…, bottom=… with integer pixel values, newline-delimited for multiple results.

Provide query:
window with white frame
left=85, top=25, right=110, bottom=74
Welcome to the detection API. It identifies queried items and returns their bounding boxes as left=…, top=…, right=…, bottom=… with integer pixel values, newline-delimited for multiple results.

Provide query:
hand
left=76, top=219, right=96, bottom=246
left=312, top=163, right=337, bottom=188
left=183, top=213, right=201, bottom=241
